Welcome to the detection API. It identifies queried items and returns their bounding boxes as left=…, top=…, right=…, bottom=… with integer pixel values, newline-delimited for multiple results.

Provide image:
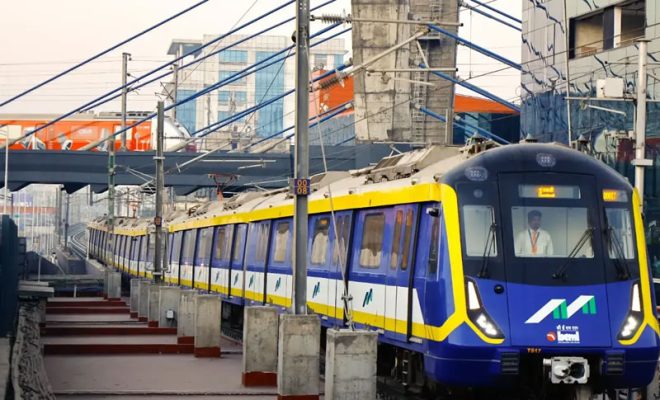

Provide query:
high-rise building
left=166, top=35, right=346, bottom=150
left=521, top=0, right=652, bottom=144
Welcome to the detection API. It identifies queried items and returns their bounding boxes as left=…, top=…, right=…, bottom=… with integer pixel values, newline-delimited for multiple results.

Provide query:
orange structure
left=0, top=113, right=153, bottom=151
left=310, top=72, right=519, bottom=117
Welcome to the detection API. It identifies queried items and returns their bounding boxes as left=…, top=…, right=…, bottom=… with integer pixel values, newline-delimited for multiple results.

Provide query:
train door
left=194, top=227, right=213, bottom=291
left=124, top=236, right=132, bottom=273
left=228, top=224, right=247, bottom=303
left=385, top=205, right=418, bottom=341
left=180, top=229, right=197, bottom=287
left=349, top=208, right=394, bottom=332
left=135, top=236, right=143, bottom=276
left=140, top=235, right=149, bottom=277
left=245, top=221, right=271, bottom=305
left=317, top=212, right=353, bottom=323
left=210, top=225, right=233, bottom=296
left=266, top=218, right=292, bottom=309
left=169, top=232, right=183, bottom=284
left=308, top=214, right=331, bottom=318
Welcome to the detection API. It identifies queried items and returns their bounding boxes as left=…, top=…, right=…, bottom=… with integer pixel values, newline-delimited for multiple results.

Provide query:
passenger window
left=401, top=209, right=414, bottom=270
left=233, top=224, right=247, bottom=263
left=332, top=215, right=351, bottom=267
left=273, top=221, right=290, bottom=262
left=171, top=233, right=182, bottom=262
left=311, top=218, right=330, bottom=265
left=215, top=226, right=233, bottom=262
left=255, top=224, right=269, bottom=262
left=182, top=231, right=195, bottom=261
left=390, top=211, right=403, bottom=269
left=359, top=213, right=385, bottom=268
left=197, top=227, right=213, bottom=264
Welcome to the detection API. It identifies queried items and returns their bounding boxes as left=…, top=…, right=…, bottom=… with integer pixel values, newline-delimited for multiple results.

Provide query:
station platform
left=41, top=296, right=287, bottom=399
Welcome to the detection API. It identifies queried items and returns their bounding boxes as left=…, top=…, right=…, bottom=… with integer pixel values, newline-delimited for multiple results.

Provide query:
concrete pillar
left=137, top=280, right=151, bottom=322
left=158, top=286, right=181, bottom=328
left=277, top=314, right=320, bottom=399
left=37, top=299, right=47, bottom=328
left=103, top=269, right=109, bottom=299
left=194, top=294, right=221, bottom=357
left=107, top=271, right=121, bottom=300
left=177, top=290, right=196, bottom=344
left=129, top=279, right=140, bottom=318
left=147, top=284, right=160, bottom=327
left=242, top=306, right=278, bottom=387
left=324, top=329, right=378, bottom=400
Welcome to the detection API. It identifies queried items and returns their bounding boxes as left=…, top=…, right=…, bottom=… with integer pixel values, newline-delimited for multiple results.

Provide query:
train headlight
left=617, top=281, right=644, bottom=341
left=466, top=278, right=504, bottom=339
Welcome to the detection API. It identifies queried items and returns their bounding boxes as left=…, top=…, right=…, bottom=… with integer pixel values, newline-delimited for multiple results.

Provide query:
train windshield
left=497, top=173, right=609, bottom=285
left=511, top=206, right=593, bottom=258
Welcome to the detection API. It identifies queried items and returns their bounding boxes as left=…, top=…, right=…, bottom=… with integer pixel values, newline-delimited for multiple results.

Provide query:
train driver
left=515, top=210, right=554, bottom=257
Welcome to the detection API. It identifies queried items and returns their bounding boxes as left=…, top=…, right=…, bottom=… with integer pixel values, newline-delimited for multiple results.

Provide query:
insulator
left=312, top=13, right=350, bottom=24
left=317, top=75, right=343, bottom=90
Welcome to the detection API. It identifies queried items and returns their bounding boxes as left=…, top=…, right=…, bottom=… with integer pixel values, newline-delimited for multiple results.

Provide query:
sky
left=0, top=0, right=521, bottom=115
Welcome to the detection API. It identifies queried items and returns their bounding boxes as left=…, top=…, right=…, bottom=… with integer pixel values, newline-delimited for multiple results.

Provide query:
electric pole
left=634, top=40, right=651, bottom=206
left=172, top=61, right=179, bottom=120
left=292, top=0, right=310, bottom=315
left=153, top=101, right=165, bottom=283
left=120, top=52, right=131, bottom=151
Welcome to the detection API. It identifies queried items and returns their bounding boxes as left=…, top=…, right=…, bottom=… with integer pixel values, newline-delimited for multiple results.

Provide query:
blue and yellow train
left=88, top=143, right=659, bottom=398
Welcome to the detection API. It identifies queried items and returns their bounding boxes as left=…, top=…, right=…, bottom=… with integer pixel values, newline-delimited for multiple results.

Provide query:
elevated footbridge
left=0, top=144, right=403, bottom=195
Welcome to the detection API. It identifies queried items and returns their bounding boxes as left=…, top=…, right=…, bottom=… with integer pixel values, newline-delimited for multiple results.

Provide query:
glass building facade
left=254, top=51, right=285, bottom=137
left=522, top=0, right=660, bottom=264
left=175, top=89, right=197, bottom=133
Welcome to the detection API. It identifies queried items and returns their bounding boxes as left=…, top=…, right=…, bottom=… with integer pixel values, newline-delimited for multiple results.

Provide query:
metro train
left=0, top=111, right=192, bottom=151
left=87, top=141, right=660, bottom=398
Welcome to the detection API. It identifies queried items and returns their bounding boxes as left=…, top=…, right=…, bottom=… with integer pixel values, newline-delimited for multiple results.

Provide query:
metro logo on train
left=525, top=295, right=597, bottom=324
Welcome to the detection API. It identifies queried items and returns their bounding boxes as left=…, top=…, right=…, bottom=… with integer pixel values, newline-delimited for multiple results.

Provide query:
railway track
left=68, top=224, right=87, bottom=259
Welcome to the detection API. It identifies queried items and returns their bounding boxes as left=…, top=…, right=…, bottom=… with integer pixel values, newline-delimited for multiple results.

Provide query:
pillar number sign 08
left=293, top=178, right=311, bottom=196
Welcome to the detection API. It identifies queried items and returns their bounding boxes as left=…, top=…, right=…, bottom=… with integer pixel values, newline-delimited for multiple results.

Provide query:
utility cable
left=0, top=0, right=300, bottom=150
left=0, top=0, right=210, bottom=108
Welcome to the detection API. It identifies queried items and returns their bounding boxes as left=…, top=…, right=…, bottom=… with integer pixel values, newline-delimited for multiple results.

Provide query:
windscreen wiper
left=606, top=226, right=631, bottom=280
left=552, top=227, right=594, bottom=280
left=478, top=223, right=497, bottom=278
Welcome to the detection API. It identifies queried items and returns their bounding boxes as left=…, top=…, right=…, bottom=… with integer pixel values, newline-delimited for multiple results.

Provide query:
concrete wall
left=352, top=0, right=459, bottom=144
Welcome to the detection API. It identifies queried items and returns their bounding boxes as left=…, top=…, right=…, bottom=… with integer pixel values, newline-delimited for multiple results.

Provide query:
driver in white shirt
left=515, top=210, right=554, bottom=256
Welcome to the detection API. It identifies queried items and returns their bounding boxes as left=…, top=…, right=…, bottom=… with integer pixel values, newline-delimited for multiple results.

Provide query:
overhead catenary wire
left=0, top=0, right=304, bottom=150
left=0, top=0, right=210, bottom=109
left=79, top=0, right=306, bottom=112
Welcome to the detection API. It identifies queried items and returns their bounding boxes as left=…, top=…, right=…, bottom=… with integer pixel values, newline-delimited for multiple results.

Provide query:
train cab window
left=390, top=211, right=404, bottom=269
left=311, top=218, right=330, bottom=265
left=359, top=213, right=385, bottom=268
left=273, top=221, right=290, bottom=263
left=214, top=226, right=233, bottom=262
left=333, top=215, right=351, bottom=268
left=463, top=205, right=498, bottom=257
left=428, top=213, right=441, bottom=274
left=511, top=206, right=593, bottom=258
left=605, top=208, right=635, bottom=259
